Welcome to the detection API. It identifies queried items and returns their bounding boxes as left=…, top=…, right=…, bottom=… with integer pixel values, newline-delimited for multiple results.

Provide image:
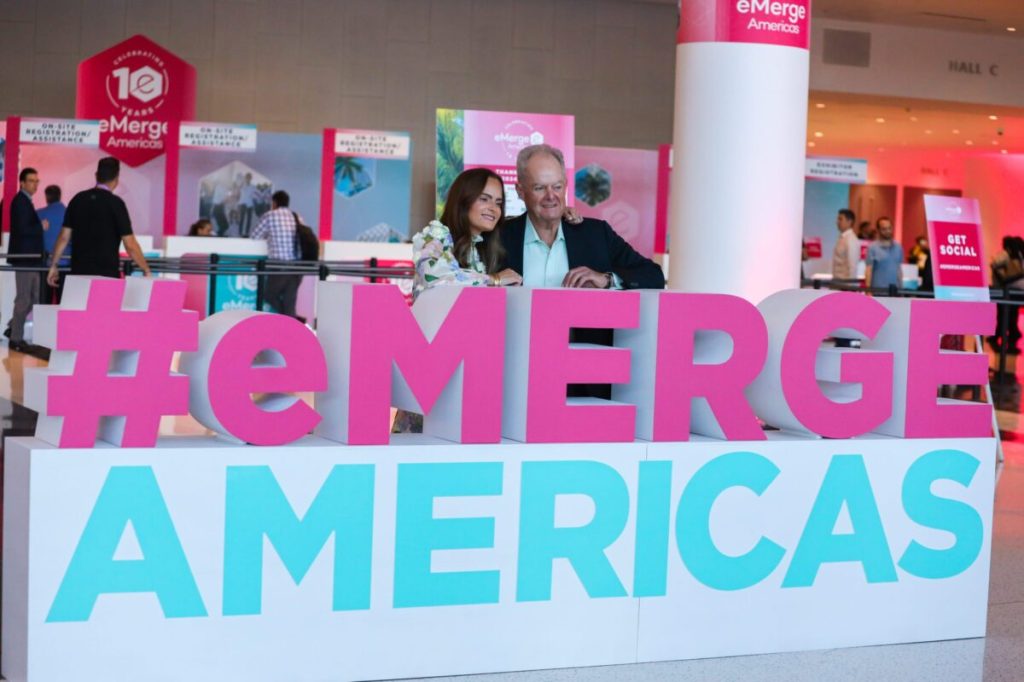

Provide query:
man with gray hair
left=499, top=144, right=664, bottom=400
left=499, top=144, right=664, bottom=290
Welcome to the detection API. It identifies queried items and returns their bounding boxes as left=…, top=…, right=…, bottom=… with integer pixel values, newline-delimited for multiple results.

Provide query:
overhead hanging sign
left=179, top=122, right=257, bottom=151
left=76, top=34, right=197, bottom=167
left=20, top=118, right=100, bottom=147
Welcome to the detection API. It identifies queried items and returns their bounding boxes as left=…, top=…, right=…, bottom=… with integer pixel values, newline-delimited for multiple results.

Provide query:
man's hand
left=562, top=266, right=611, bottom=289
left=46, top=265, right=59, bottom=288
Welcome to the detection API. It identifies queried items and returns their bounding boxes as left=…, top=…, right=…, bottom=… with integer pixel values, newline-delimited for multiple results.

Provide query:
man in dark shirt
left=7, top=167, right=47, bottom=351
left=46, top=157, right=151, bottom=291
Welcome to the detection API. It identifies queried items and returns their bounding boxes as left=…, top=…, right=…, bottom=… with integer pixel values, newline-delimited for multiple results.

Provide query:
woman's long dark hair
left=1005, top=236, right=1024, bottom=262
left=439, top=168, right=506, bottom=274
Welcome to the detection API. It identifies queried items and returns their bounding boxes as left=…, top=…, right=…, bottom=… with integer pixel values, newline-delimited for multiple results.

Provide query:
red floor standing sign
left=75, top=34, right=196, bottom=167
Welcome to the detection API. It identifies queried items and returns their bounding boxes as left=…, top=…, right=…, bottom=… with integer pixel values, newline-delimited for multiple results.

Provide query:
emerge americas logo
left=494, top=119, right=544, bottom=160
left=678, top=0, right=810, bottom=50
left=77, top=35, right=197, bottom=167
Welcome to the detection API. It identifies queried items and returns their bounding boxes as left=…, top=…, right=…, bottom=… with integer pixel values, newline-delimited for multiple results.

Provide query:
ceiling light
left=808, top=141, right=816, bottom=147
left=1002, top=149, right=1009, bottom=154
left=966, top=140, right=974, bottom=145
left=875, top=117, right=886, bottom=123
left=910, top=116, right=919, bottom=122
left=815, top=103, right=826, bottom=109
left=989, top=115, right=999, bottom=121
left=993, top=140, right=1000, bottom=145
left=814, top=131, right=824, bottom=138
left=925, top=129, right=933, bottom=134
left=1008, top=27, right=1017, bottom=32
left=952, top=129, right=960, bottom=134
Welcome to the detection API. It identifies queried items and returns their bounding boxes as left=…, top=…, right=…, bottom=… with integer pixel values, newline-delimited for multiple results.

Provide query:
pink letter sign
left=653, top=293, right=767, bottom=441
left=26, top=276, right=197, bottom=448
left=315, top=282, right=505, bottom=445
left=525, top=289, right=639, bottom=443
left=905, top=300, right=995, bottom=438
left=180, top=311, right=326, bottom=445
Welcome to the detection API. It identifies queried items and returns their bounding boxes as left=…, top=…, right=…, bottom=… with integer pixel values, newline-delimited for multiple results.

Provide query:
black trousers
left=264, top=274, right=301, bottom=318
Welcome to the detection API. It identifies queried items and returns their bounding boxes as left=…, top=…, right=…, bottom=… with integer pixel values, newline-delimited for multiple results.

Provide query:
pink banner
left=678, top=0, right=811, bottom=50
left=924, top=195, right=988, bottom=301
left=76, top=35, right=197, bottom=168
left=575, top=146, right=659, bottom=258
left=461, top=109, right=575, bottom=217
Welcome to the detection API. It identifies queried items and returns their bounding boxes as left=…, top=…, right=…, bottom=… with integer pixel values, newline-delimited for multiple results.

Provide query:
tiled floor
left=1, top=346, right=1021, bottom=681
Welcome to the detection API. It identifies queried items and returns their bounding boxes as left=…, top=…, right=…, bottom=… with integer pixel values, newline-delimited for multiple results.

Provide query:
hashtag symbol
left=26, top=277, right=198, bottom=448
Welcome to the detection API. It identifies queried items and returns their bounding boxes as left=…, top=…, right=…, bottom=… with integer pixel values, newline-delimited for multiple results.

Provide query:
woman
left=394, top=169, right=519, bottom=434
left=990, top=236, right=1024, bottom=356
left=188, top=219, right=214, bottom=237
left=412, top=168, right=522, bottom=299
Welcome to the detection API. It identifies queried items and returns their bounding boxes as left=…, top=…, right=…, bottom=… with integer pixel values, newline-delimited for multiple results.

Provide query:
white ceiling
left=814, top=0, right=1024, bottom=35
left=806, top=93, right=1024, bottom=154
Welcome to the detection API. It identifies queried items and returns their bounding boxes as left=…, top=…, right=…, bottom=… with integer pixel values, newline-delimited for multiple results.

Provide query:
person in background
left=832, top=208, right=860, bottom=283
left=865, top=216, right=903, bottom=291
left=37, top=184, right=67, bottom=304
left=909, top=235, right=930, bottom=276
left=857, top=220, right=876, bottom=241
left=990, top=236, right=1024, bottom=356
left=47, top=157, right=152, bottom=289
left=832, top=208, right=860, bottom=348
left=7, top=168, right=47, bottom=352
left=250, top=190, right=301, bottom=318
left=188, top=219, right=214, bottom=237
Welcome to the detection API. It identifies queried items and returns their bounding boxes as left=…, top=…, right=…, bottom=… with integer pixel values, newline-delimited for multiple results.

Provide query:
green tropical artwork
left=435, top=108, right=465, bottom=217
left=334, top=156, right=375, bottom=198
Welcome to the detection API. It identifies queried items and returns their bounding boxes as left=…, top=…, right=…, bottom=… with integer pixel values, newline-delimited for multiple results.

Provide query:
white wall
left=810, top=19, right=1024, bottom=108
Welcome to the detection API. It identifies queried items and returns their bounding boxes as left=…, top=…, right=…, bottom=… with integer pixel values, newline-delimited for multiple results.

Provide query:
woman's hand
left=563, top=206, right=584, bottom=224
left=495, top=268, right=523, bottom=286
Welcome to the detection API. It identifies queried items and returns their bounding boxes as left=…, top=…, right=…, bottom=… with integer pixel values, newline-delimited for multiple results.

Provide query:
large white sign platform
left=2, top=434, right=995, bottom=682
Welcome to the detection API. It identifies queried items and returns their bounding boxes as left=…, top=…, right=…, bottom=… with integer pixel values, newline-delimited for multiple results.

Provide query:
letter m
left=315, top=282, right=506, bottom=445
left=222, top=465, right=375, bottom=616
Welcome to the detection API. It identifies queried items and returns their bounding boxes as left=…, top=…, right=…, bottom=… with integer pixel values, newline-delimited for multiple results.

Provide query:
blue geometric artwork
left=575, top=163, right=612, bottom=207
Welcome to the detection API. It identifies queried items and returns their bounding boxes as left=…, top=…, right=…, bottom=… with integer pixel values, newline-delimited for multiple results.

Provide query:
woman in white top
left=411, top=168, right=522, bottom=299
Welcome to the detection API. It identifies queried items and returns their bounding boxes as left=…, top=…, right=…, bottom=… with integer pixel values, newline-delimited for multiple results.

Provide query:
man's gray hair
left=516, top=144, right=566, bottom=182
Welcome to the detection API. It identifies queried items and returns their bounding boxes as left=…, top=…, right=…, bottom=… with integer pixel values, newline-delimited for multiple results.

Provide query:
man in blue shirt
left=38, top=185, right=66, bottom=259
left=865, top=217, right=904, bottom=291
left=37, top=184, right=67, bottom=303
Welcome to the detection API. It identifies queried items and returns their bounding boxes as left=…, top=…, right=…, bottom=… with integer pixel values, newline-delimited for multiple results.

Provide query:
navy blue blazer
left=8, top=191, right=45, bottom=265
left=498, top=214, right=665, bottom=289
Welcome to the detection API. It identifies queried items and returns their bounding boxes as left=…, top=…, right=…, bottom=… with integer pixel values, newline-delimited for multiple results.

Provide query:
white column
left=668, top=0, right=811, bottom=302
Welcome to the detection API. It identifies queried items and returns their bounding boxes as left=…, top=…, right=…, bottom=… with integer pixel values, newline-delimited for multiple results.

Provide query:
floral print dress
left=411, top=220, right=491, bottom=301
